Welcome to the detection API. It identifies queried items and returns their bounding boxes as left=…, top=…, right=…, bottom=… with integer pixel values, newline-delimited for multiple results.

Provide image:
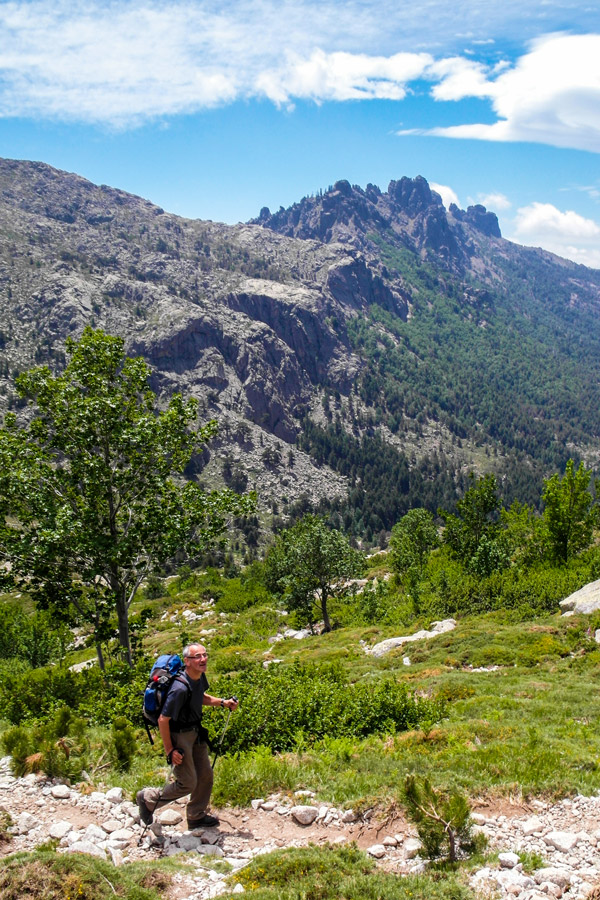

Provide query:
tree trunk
left=320, top=588, right=332, bottom=632
left=95, top=641, right=106, bottom=672
left=115, top=595, right=133, bottom=667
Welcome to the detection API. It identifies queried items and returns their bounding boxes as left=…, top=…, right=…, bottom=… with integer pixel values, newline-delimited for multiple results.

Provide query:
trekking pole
left=212, top=696, right=238, bottom=769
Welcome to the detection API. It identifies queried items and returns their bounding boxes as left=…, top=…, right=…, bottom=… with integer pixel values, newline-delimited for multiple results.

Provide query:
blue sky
left=1, top=1, right=600, bottom=266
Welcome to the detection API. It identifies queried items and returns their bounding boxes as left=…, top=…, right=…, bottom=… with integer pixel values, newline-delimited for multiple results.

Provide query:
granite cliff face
left=2, top=158, right=600, bottom=540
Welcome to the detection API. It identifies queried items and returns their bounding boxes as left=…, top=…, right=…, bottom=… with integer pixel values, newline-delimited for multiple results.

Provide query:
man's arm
left=203, top=694, right=239, bottom=711
left=157, top=715, right=184, bottom=766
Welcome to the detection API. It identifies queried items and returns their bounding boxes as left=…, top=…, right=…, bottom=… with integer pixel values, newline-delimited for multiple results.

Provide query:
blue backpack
left=142, top=654, right=190, bottom=744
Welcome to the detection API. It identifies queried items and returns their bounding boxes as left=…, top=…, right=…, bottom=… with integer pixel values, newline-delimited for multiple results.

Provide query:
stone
left=366, top=843, right=386, bottom=858
left=17, top=812, right=39, bottom=833
left=101, top=819, right=123, bottom=833
left=156, top=808, right=183, bottom=825
left=68, top=840, right=106, bottom=858
left=560, top=579, right=600, bottom=615
left=382, top=835, right=398, bottom=846
left=522, top=816, right=544, bottom=835
left=105, top=787, right=124, bottom=804
left=290, top=805, right=318, bottom=825
left=85, top=823, right=108, bottom=842
left=251, top=799, right=264, bottom=810
left=109, top=828, right=134, bottom=843
left=403, top=838, right=422, bottom=859
left=197, top=844, right=224, bottom=858
left=49, top=820, right=73, bottom=839
left=543, top=832, right=579, bottom=853
left=177, top=834, right=203, bottom=852
left=232, top=885, right=244, bottom=894
left=261, top=801, right=277, bottom=812
left=534, top=869, right=572, bottom=889
left=368, top=619, right=456, bottom=657
left=51, top=784, right=71, bottom=799
left=499, top=852, right=520, bottom=868
left=108, top=847, right=124, bottom=866
left=340, top=809, right=357, bottom=823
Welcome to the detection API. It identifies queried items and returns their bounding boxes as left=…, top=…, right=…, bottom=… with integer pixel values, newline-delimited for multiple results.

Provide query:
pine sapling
left=402, top=774, right=475, bottom=863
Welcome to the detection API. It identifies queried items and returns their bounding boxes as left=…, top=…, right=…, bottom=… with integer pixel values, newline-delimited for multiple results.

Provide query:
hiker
left=137, top=643, right=238, bottom=830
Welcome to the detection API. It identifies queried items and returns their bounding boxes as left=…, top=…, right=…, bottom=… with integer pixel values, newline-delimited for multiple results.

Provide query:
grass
left=222, top=843, right=475, bottom=900
left=0, top=847, right=187, bottom=900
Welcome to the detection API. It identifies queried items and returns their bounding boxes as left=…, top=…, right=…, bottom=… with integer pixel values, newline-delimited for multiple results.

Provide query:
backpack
left=142, top=654, right=190, bottom=744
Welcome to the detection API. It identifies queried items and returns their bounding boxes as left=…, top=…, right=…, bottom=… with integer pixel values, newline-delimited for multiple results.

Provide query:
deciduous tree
left=0, top=327, right=253, bottom=668
left=263, top=514, right=363, bottom=632
left=542, top=459, right=598, bottom=563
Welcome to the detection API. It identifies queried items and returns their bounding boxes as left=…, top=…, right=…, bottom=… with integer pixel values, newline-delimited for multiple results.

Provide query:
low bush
left=228, top=843, right=475, bottom=900
left=211, top=661, right=444, bottom=754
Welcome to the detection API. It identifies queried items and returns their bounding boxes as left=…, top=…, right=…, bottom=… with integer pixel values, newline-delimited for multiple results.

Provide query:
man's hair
left=182, top=644, right=204, bottom=658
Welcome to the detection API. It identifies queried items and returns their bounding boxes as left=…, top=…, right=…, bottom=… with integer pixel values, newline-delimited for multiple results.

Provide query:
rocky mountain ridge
left=2, top=158, right=600, bottom=543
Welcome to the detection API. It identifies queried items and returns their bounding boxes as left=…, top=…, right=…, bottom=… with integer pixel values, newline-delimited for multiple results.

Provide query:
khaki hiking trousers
left=142, top=730, right=213, bottom=824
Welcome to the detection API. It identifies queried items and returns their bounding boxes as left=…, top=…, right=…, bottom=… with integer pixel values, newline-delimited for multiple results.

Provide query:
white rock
left=540, top=882, right=563, bottom=898
left=560, top=579, right=600, bottom=615
left=105, top=787, right=124, bottom=804
left=108, top=847, right=124, bottom=866
left=367, top=843, right=386, bottom=858
left=294, top=790, right=315, bottom=798
left=290, top=805, right=318, bottom=825
left=101, top=819, right=123, bottom=833
left=110, top=828, right=134, bottom=843
left=68, top=840, right=106, bottom=858
left=156, top=808, right=183, bottom=825
left=51, top=784, right=71, bottom=799
left=403, top=838, right=422, bottom=859
left=382, top=836, right=398, bottom=847
left=17, top=812, right=38, bottom=833
left=232, top=885, right=245, bottom=894
left=49, top=820, right=73, bottom=839
left=261, top=801, right=277, bottom=812
left=534, top=868, right=573, bottom=889
left=90, top=791, right=106, bottom=802
left=340, top=809, right=357, bottom=823
left=522, top=816, right=544, bottom=835
left=197, top=844, right=224, bottom=858
left=544, top=832, right=579, bottom=853
left=368, top=619, right=456, bottom=657
left=499, top=852, right=521, bottom=868
left=251, top=799, right=264, bottom=810
left=85, top=823, right=108, bottom=842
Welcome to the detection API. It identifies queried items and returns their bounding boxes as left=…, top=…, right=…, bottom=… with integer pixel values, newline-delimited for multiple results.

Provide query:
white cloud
left=508, top=201, right=600, bottom=268
left=430, top=182, right=459, bottom=209
left=256, top=49, right=432, bottom=105
left=428, top=33, right=600, bottom=153
left=477, top=192, right=511, bottom=211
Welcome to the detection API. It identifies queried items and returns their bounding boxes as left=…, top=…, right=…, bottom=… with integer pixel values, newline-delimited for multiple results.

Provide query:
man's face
left=185, top=644, right=208, bottom=676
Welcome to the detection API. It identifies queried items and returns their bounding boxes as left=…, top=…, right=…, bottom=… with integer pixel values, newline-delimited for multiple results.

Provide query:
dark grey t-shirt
left=162, top=672, right=208, bottom=732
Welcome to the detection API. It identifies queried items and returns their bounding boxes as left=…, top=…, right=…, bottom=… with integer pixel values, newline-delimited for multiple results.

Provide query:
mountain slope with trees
left=1, top=159, right=600, bottom=544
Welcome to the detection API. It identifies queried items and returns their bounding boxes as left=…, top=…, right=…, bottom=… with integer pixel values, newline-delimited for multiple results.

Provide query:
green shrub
left=403, top=775, right=479, bottom=862
left=111, top=717, right=137, bottom=771
left=210, top=661, right=444, bottom=754
left=2, top=705, right=89, bottom=779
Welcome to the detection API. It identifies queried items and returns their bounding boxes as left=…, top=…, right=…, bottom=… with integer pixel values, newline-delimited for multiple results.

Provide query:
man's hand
left=167, top=748, right=184, bottom=766
left=223, top=696, right=239, bottom=711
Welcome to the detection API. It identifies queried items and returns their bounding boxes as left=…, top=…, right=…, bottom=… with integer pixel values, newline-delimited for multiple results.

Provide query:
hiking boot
left=136, top=790, right=154, bottom=826
left=188, top=813, right=219, bottom=828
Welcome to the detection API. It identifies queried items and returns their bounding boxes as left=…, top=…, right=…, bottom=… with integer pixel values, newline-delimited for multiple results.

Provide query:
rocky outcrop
left=560, top=580, right=600, bottom=616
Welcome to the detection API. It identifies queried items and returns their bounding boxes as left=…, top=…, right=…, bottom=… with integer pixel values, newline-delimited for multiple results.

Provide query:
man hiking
left=137, top=643, right=238, bottom=830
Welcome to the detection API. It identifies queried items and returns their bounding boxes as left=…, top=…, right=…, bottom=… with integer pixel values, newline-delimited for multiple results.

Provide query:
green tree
left=389, top=508, right=439, bottom=580
left=440, top=473, right=506, bottom=575
left=0, top=327, right=253, bottom=668
left=541, top=459, right=598, bottom=563
left=263, top=514, right=363, bottom=631
left=402, top=775, right=475, bottom=863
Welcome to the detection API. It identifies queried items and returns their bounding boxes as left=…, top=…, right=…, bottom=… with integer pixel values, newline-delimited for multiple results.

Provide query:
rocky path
left=2, top=755, right=600, bottom=900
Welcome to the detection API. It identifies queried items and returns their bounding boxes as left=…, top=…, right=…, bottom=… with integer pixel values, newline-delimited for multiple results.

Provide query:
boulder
left=105, top=787, right=124, bottom=804
left=403, top=838, right=422, bottom=859
left=367, top=843, right=386, bottom=858
left=68, top=840, right=106, bottom=858
left=368, top=619, right=456, bottom=657
left=156, top=808, right=183, bottom=825
left=17, top=812, right=39, bottom=833
left=51, top=784, right=71, bottom=799
left=543, top=831, right=579, bottom=853
left=560, top=579, right=600, bottom=615
left=49, top=820, right=73, bottom=839
left=499, top=851, right=520, bottom=868
left=290, top=805, right=318, bottom=825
